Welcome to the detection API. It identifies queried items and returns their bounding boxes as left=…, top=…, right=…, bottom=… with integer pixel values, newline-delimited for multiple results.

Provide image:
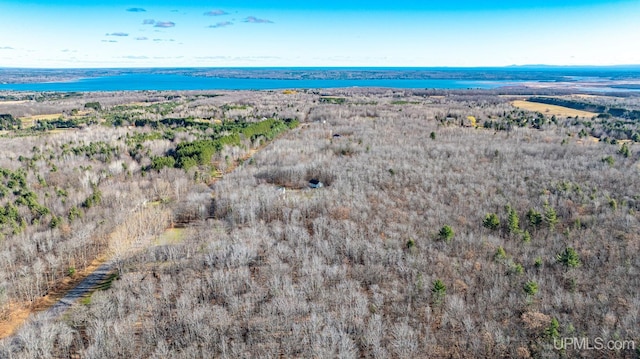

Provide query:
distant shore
left=1, top=67, right=640, bottom=93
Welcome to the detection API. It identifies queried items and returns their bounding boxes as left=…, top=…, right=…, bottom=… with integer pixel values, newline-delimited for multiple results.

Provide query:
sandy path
left=42, top=261, right=116, bottom=319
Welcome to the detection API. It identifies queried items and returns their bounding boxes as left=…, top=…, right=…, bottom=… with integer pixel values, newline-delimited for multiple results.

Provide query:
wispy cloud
left=0, top=46, right=14, bottom=50
left=142, top=19, right=155, bottom=25
left=152, top=39, right=175, bottom=42
left=136, top=37, right=149, bottom=41
left=122, top=55, right=149, bottom=59
left=195, top=56, right=230, bottom=60
left=235, top=56, right=280, bottom=60
left=154, top=21, right=176, bottom=28
left=106, top=32, right=129, bottom=37
left=126, top=8, right=146, bottom=12
left=204, top=9, right=228, bottom=16
left=101, top=40, right=118, bottom=43
left=208, top=21, right=233, bottom=28
left=244, top=16, right=273, bottom=24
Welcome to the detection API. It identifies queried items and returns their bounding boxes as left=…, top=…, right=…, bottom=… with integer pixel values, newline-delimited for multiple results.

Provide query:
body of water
left=0, top=73, right=521, bottom=92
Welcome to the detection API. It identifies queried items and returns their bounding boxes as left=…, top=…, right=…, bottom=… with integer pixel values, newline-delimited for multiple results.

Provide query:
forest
left=0, top=88, right=638, bottom=358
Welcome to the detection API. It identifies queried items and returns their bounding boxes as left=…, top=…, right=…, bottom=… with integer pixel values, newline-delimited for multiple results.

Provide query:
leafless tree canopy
left=0, top=90, right=638, bottom=358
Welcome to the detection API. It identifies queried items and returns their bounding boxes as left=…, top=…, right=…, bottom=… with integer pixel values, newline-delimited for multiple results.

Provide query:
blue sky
left=0, top=0, right=639, bottom=68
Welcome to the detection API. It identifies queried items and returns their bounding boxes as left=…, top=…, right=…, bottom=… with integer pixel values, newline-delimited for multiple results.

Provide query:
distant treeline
left=133, top=117, right=224, bottom=131
left=0, top=113, right=21, bottom=130
left=528, top=97, right=640, bottom=120
left=35, top=118, right=86, bottom=130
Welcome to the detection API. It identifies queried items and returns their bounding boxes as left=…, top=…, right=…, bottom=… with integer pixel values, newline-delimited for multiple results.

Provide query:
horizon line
left=3, top=64, right=640, bottom=71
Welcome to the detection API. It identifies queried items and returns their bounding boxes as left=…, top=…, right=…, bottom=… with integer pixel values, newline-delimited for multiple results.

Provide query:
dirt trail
left=1, top=123, right=306, bottom=338
left=42, top=261, right=116, bottom=319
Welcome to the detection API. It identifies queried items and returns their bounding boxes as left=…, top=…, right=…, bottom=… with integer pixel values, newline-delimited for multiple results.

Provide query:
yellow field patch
left=48, top=129, right=77, bottom=134
left=31, top=113, right=63, bottom=120
left=0, top=100, right=28, bottom=105
left=123, top=102, right=148, bottom=107
left=18, top=113, right=63, bottom=128
left=576, top=136, right=600, bottom=145
left=74, top=110, right=91, bottom=116
left=511, top=100, right=597, bottom=118
left=155, top=228, right=186, bottom=245
left=18, top=118, right=35, bottom=128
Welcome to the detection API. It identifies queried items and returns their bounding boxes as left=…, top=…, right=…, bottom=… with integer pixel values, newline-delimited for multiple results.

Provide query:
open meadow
left=0, top=89, right=638, bottom=358
left=511, top=100, right=598, bottom=117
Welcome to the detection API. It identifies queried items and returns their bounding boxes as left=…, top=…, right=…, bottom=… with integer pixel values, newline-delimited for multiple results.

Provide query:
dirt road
left=42, top=261, right=116, bottom=319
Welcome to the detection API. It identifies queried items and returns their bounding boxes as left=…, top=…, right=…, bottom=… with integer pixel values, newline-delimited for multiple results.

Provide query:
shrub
left=438, top=225, right=454, bottom=242
left=151, top=156, right=176, bottom=171
left=50, top=215, right=61, bottom=229
left=523, top=281, right=538, bottom=296
left=618, top=143, right=630, bottom=158
left=545, top=318, right=560, bottom=339
left=0, top=113, right=21, bottom=130
left=578, top=128, right=588, bottom=138
left=68, top=206, right=82, bottom=221
left=406, top=238, right=415, bottom=250
left=602, top=155, right=615, bottom=166
left=431, top=279, right=446, bottom=305
left=483, top=213, right=500, bottom=230
left=82, top=188, right=103, bottom=209
left=506, top=205, right=520, bottom=234
left=534, top=257, right=543, bottom=268
left=84, top=102, right=102, bottom=111
left=526, top=208, right=543, bottom=229
left=495, top=246, right=507, bottom=261
left=510, top=263, right=524, bottom=275
left=543, top=204, right=558, bottom=230
left=557, top=247, right=581, bottom=268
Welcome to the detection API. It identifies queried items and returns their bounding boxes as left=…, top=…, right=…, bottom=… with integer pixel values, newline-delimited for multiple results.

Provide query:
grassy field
left=0, top=101, right=28, bottom=105
left=511, top=99, right=597, bottom=117
left=155, top=228, right=186, bottom=245
left=19, top=113, right=63, bottom=128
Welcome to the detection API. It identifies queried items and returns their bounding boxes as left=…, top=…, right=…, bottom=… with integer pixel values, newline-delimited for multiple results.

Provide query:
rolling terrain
left=0, top=89, right=638, bottom=358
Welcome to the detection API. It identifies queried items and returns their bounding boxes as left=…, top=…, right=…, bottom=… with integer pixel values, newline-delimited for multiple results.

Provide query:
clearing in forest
left=511, top=100, right=597, bottom=117
left=19, top=113, right=63, bottom=128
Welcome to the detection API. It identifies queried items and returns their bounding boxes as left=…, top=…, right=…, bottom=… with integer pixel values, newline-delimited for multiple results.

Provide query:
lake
left=0, top=73, right=521, bottom=92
